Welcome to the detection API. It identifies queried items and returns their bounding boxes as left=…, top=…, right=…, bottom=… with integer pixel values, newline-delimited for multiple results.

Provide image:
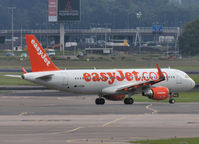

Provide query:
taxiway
left=0, top=90, right=198, bottom=144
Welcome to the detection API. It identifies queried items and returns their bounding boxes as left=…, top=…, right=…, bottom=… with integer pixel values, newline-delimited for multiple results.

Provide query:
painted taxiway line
left=18, top=112, right=35, bottom=116
left=145, top=104, right=158, bottom=114
left=52, top=127, right=84, bottom=135
left=67, top=127, right=83, bottom=133
left=102, top=117, right=126, bottom=127
left=18, top=112, right=28, bottom=116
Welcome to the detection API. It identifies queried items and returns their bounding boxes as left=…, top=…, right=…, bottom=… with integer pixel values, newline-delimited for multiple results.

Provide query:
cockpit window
left=184, top=74, right=190, bottom=79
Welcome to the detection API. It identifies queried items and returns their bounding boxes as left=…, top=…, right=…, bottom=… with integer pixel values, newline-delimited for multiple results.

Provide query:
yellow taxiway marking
left=19, top=112, right=35, bottom=116
left=103, top=117, right=125, bottom=127
left=66, top=127, right=83, bottom=133
left=53, top=127, right=83, bottom=135
left=145, top=104, right=158, bottom=114
left=19, top=112, right=28, bottom=116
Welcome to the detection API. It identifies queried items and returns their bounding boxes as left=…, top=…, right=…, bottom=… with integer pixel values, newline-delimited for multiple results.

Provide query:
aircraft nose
left=190, top=78, right=195, bottom=89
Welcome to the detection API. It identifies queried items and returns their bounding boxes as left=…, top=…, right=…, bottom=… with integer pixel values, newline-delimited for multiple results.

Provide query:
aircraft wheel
left=95, top=98, right=100, bottom=105
left=128, top=98, right=134, bottom=104
left=124, top=98, right=129, bottom=104
left=95, top=98, right=105, bottom=105
left=124, top=98, right=134, bottom=105
left=169, top=99, right=175, bottom=104
left=100, top=98, right=105, bottom=105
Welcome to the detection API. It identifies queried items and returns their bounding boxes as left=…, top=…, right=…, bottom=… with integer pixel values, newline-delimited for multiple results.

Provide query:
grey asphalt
left=0, top=90, right=199, bottom=144
left=0, top=90, right=199, bottom=115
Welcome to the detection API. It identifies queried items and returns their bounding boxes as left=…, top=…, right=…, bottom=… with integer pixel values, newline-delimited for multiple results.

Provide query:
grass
left=132, top=137, right=199, bottom=144
left=189, top=74, right=199, bottom=84
left=1, top=53, right=199, bottom=72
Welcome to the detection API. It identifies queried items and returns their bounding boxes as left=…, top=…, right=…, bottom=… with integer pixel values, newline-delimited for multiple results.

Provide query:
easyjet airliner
left=18, top=35, right=195, bottom=105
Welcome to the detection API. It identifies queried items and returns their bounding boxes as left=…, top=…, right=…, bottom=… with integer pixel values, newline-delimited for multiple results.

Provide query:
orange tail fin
left=25, top=35, right=60, bottom=72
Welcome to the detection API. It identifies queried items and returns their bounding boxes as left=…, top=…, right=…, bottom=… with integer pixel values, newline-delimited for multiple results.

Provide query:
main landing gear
left=124, top=97, right=134, bottom=105
left=95, top=98, right=105, bottom=105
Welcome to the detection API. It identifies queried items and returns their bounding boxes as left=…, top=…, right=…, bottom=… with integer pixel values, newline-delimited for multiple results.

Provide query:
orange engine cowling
left=142, top=87, right=169, bottom=100
left=104, top=94, right=126, bottom=101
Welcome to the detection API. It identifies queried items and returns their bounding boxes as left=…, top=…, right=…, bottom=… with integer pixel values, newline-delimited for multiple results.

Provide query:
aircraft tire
left=95, top=98, right=105, bottom=105
left=124, top=98, right=134, bottom=105
left=169, top=99, right=175, bottom=104
left=128, top=98, right=134, bottom=104
left=100, top=98, right=105, bottom=105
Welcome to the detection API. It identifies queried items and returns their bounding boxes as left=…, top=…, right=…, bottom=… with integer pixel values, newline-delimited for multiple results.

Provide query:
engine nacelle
left=142, top=87, right=169, bottom=100
left=104, top=94, right=126, bottom=101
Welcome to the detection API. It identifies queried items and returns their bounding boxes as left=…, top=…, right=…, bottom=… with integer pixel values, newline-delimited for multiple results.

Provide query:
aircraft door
left=62, top=74, right=70, bottom=89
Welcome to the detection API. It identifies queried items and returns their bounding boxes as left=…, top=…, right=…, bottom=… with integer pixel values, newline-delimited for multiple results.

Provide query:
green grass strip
left=132, top=137, right=199, bottom=144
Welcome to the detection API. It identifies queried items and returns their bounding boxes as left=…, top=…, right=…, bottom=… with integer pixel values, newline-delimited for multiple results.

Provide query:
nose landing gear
left=169, top=98, right=175, bottom=104
left=169, top=92, right=177, bottom=104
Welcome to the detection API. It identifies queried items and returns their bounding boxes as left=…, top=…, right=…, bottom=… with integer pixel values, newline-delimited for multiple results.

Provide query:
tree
left=1, top=0, right=199, bottom=29
left=179, top=19, right=199, bottom=56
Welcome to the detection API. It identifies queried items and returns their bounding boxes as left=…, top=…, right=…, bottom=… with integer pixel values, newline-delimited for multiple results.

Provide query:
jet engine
left=104, top=94, right=126, bottom=101
left=142, top=87, right=169, bottom=100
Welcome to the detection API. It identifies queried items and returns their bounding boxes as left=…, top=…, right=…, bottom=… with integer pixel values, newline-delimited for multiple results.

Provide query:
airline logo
left=157, top=92, right=166, bottom=94
left=31, top=39, right=51, bottom=67
left=83, top=70, right=168, bottom=85
left=65, top=0, right=72, bottom=11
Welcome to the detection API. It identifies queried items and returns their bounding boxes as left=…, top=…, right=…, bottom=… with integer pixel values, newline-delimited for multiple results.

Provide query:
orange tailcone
left=25, top=35, right=60, bottom=72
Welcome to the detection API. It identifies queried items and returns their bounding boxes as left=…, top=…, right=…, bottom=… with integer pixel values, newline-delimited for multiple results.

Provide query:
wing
left=102, top=64, right=166, bottom=94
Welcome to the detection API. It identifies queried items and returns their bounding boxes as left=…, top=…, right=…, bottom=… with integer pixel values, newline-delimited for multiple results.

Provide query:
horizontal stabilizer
left=4, top=75, right=21, bottom=78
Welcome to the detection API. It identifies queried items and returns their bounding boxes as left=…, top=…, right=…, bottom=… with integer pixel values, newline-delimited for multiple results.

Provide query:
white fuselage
left=23, top=68, right=195, bottom=95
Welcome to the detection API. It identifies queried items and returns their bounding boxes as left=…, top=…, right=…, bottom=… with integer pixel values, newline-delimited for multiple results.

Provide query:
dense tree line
left=179, top=19, right=199, bottom=56
left=0, top=0, right=199, bottom=29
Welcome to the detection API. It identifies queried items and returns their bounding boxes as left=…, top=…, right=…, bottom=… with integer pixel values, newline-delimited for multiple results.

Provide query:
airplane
left=16, top=35, right=196, bottom=105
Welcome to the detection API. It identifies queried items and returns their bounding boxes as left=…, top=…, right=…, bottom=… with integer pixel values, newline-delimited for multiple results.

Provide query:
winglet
left=21, top=66, right=27, bottom=74
left=156, top=64, right=165, bottom=80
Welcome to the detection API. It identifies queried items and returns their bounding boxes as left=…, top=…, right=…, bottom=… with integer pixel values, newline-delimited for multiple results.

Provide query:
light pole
left=136, top=11, right=142, bottom=22
left=8, top=7, right=16, bottom=54
left=136, top=11, right=142, bottom=56
left=20, top=25, right=23, bottom=50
